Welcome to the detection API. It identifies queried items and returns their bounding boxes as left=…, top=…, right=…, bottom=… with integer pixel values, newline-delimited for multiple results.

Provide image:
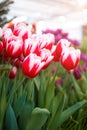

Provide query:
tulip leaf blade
left=4, top=105, right=18, bottom=130
left=47, top=91, right=65, bottom=130
left=13, top=93, right=26, bottom=118
left=18, top=100, right=34, bottom=130
left=56, top=101, right=85, bottom=128
left=27, top=107, right=50, bottom=130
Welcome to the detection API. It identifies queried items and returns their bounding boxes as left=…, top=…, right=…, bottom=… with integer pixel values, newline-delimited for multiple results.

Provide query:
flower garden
left=0, top=0, right=87, bottom=130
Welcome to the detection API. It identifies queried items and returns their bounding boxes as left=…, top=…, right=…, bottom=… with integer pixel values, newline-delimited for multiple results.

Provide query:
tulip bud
left=9, top=66, right=18, bottom=79
left=23, top=37, right=38, bottom=57
left=53, top=39, right=71, bottom=62
left=6, top=36, right=23, bottom=58
left=61, top=47, right=81, bottom=70
left=73, top=66, right=82, bottom=80
left=39, top=48, right=54, bottom=69
left=13, top=22, right=29, bottom=41
left=22, top=53, right=45, bottom=78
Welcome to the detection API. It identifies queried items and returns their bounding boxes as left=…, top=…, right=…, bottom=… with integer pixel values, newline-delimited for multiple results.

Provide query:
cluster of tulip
left=42, top=28, right=80, bottom=46
left=0, top=22, right=81, bottom=79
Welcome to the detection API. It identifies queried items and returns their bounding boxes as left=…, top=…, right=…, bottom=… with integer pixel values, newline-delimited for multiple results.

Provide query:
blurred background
left=4, top=0, right=87, bottom=41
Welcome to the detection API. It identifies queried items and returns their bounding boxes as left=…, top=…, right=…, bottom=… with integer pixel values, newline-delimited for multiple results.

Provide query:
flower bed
left=0, top=19, right=86, bottom=130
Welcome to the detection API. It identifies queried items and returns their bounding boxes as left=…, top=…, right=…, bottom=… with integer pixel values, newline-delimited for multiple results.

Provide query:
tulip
left=13, top=22, right=30, bottom=41
left=23, top=37, right=39, bottom=57
left=61, top=47, right=81, bottom=70
left=83, top=63, right=87, bottom=71
left=22, top=53, right=45, bottom=78
left=73, top=66, right=82, bottom=80
left=23, top=33, right=55, bottom=57
left=6, top=36, right=23, bottom=58
left=52, top=45, right=60, bottom=62
left=39, top=33, right=55, bottom=50
left=53, top=39, right=71, bottom=62
left=9, top=66, right=18, bottom=79
left=56, top=39, right=71, bottom=55
left=42, top=28, right=62, bottom=36
left=80, top=52, right=87, bottom=62
left=2, top=27, right=13, bottom=47
left=55, top=78, right=63, bottom=87
left=51, top=66, right=57, bottom=74
left=12, top=58, right=22, bottom=67
left=31, top=33, right=55, bottom=50
left=39, top=48, right=54, bottom=69
left=67, top=38, right=81, bottom=46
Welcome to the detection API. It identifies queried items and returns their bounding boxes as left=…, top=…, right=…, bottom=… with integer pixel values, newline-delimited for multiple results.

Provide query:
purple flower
left=83, top=63, right=87, bottom=71
left=67, top=38, right=81, bottom=46
left=55, top=78, right=63, bottom=87
left=55, top=35, right=62, bottom=43
left=81, top=52, right=87, bottom=62
left=73, top=66, right=82, bottom=80
left=51, top=66, right=56, bottom=74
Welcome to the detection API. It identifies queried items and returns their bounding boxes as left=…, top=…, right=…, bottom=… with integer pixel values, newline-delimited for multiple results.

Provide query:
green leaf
left=34, top=76, right=40, bottom=90
left=4, top=105, right=18, bottom=130
left=0, top=83, right=7, bottom=130
left=38, top=72, right=46, bottom=107
left=0, top=84, right=7, bottom=117
left=51, top=92, right=63, bottom=117
left=27, top=107, right=50, bottom=130
left=18, top=101, right=34, bottom=130
left=13, top=93, right=26, bottom=118
left=71, top=74, right=84, bottom=100
left=81, top=74, right=87, bottom=94
left=47, top=92, right=65, bottom=130
left=44, top=81, right=55, bottom=110
left=56, top=101, right=85, bottom=127
left=69, top=89, right=77, bottom=105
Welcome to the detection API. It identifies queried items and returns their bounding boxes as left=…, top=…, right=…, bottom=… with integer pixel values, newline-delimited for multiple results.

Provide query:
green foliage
left=18, top=101, right=34, bottom=130
left=27, top=107, right=50, bottom=130
left=4, top=105, right=18, bottom=130
left=13, top=94, right=26, bottom=118
left=0, top=48, right=87, bottom=130
left=47, top=92, right=66, bottom=130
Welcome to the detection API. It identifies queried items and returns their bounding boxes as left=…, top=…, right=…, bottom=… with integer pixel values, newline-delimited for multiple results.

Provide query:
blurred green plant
left=0, top=62, right=86, bottom=130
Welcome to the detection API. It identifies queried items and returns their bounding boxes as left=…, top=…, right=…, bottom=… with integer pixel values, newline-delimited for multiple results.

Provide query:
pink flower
left=23, top=37, right=39, bottom=57
left=52, top=45, right=60, bottom=62
left=31, top=33, right=55, bottom=50
left=73, top=66, right=82, bottom=79
left=23, top=33, right=55, bottom=57
left=53, top=39, right=71, bottom=62
left=9, top=66, right=18, bottom=79
left=55, top=78, right=63, bottom=87
left=51, top=66, right=56, bottom=74
left=61, top=47, right=81, bottom=70
left=6, top=36, right=23, bottom=58
left=39, top=33, right=55, bottom=50
left=39, top=48, right=54, bottom=69
left=22, top=53, right=45, bottom=78
left=12, top=58, right=22, bottom=67
left=2, top=27, right=13, bottom=47
left=13, top=22, right=30, bottom=41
